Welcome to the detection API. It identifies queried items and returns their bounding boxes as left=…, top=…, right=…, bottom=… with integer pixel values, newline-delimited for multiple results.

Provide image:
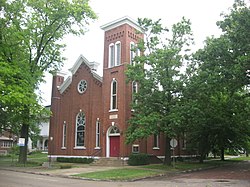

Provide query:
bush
left=57, top=157, right=94, bottom=164
left=128, top=153, right=149, bottom=166
left=59, top=163, right=72, bottom=169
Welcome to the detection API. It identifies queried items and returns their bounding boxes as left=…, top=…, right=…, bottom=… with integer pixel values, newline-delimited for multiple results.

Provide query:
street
left=0, top=161, right=249, bottom=187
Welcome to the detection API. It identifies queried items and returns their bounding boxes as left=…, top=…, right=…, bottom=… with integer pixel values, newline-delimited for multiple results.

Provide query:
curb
left=0, top=164, right=220, bottom=182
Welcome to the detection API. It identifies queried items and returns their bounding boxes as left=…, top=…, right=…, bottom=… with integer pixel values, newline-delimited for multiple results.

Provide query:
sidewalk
left=0, top=164, right=128, bottom=178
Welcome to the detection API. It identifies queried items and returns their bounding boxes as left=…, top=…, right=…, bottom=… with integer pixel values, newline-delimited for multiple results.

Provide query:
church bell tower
left=100, top=17, right=144, bottom=157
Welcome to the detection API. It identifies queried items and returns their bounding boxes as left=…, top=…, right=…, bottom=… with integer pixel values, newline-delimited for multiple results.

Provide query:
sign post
left=49, top=136, right=53, bottom=168
left=170, top=138, right=178, bottom=168
left=18, top=138, right=25, bottom=147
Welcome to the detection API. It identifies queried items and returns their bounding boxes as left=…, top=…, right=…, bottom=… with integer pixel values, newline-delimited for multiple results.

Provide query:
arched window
left=115, top=41, right=121, bottom=66
left=109, top=41, right=121, bottom=68
left=62, top=122, right=67, bottom=148
left=75, top=112, right=86, bottom=147
left=130, top=42, right=135, bottom=65
left=130, top=42, right=140, bottom=65
left=95, top=119, right=100, bottom=148
left=109, top=126, right=120, bottom=136
left=132, top=81, right=138, bottom=105
left=109, top=43, right=115, bottom=67
left=110, top=79, right=117, bottom=110
left=153, top=134, right=159, bottom=149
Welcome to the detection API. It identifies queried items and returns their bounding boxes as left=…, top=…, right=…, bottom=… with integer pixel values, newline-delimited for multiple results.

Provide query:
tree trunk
left=18, top=123, right=29, bottom=164
left=246, top=149, right=249, bottom=157
left=220, top=147, right=225, bottom=161
left=163, top=136, right=171, bottom=165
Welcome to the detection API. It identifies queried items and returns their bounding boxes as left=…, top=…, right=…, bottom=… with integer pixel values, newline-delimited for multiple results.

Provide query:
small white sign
left=18, top=138, right=25, bottom=146
left=170, top=138, right=178, bottom=148
left=109, top=114, right=118, bottom=119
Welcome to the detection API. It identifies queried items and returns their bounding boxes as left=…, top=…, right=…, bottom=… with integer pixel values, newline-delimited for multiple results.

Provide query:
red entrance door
left=110, top=136, right=120, bottom=157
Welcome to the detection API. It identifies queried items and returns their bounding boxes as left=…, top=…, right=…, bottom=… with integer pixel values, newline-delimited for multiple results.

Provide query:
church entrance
left=106, top=126, right=120, bottom=157
left=110, top=136, right=120, bottom=157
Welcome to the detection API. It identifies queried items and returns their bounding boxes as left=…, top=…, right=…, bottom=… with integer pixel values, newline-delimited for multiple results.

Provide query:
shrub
left=128, top=153, right=149, bottom=166
left=57, top=157, right=94, bottom=164
left=59, top=163, right=72, bottom=169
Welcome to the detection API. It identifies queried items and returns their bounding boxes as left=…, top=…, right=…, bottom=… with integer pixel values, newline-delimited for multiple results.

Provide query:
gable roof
left=58, top=55, right=102, bottom=94
left=100, top=16, right=143, bottom=32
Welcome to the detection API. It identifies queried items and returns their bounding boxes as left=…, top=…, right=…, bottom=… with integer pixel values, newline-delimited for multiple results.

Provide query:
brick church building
left=49, top=17, right=188, bottom=160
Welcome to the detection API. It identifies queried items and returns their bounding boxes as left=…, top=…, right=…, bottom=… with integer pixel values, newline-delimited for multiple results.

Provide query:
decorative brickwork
left=49, top=17, right=191, bottom=159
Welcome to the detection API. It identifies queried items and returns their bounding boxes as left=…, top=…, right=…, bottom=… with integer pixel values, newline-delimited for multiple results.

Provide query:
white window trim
left=130, top=42, right=135, bottom=65
left=109, top=43, right=115, bottom=68
left=108, top=41, right=122, bottom=68
left=62, top=123, right=67, bottom=148
left=115, top=41, right=121, bottom=66
left=110, top=79, right=118, bottom=110
left=74, top=146, right=86, bottom=150
left=75, top=112, right=86, bottom=148
left=153, top=134, right=160, bottom=149
left=130, top=42, right=140, bottom=65
left=109, top=109, right=118, bottom=112
left=132, top=81, right=138, bottom=105
left=95, top=120, right=100, bottom=148
left=153, top=147, right=160, bottom=150
left=132, top=144, right=139, bottom=153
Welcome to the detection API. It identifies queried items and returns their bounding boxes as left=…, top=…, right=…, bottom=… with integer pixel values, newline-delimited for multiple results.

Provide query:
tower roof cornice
left=100, top=16, right=143, bottom=32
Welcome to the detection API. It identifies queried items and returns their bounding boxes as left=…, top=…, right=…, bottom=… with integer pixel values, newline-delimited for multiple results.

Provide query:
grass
left=73, top=161, right=221, bottom=181
left=1, top=152, right=249, bottom=181
left=0, top=151, right=49, bottom=167
left=73, top=156, right=250, bottom=181
left=229, top=156, right=250, bottom=161
left=142, top=162, right=212, bottom=171
left=74, top=168, right=161, bottom=181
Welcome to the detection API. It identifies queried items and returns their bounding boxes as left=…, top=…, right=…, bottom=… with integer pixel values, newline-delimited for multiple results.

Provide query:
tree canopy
left=126, top=17, right=194, bottom=165
left=0, top=0, right=97, bottom=163
left=126, top=0, right=249, bottom=164
left=182, top=0, right=250, bottom=161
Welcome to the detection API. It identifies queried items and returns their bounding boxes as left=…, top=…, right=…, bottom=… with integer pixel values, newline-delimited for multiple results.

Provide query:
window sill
left=94, top=147, right=101, bottom=150
left=108, top=64, right=123, bottom=69
left=153, top=147, right=160, bottom=150
left=109, top=109, right=118, bottom=112
left=132, top=151, right=139, bottom=154
left=74, top=146, right=86, bottom=150
left=61, top=147, right=66, bottom=150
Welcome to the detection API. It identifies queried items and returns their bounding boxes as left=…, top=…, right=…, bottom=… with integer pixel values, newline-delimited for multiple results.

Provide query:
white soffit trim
left=0, top=136, right=13, bottom=140
left=100, top=16, right=143, bottom=32
left=58, top=76, right=72, bottom=94
left=69, top=54, right=91, bottom=75
left=58, top=54, right=103, bottom=94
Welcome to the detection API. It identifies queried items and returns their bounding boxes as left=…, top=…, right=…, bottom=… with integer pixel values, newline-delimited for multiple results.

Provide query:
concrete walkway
left=0, top=164, right=126, bottom=178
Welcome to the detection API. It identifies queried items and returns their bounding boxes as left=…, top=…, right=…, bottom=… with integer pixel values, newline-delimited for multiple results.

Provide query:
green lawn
left=73, top=161, right=221, bottom=181
left=142, top=162, right=212, bottom=171
left=0, top=151, right=48, bottom=167
left=73, top=156, right=250, bottom=181
left=229, top=156, right=250, bottom=161
left=74, top=168, right=162, bottom=181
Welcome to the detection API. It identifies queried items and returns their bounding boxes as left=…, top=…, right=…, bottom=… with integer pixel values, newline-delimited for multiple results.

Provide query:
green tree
left=0, top=0, right=97, bottom=163
left=182, top=0, right=250, bottom=162
left=126, top=17, right=194, bottom=165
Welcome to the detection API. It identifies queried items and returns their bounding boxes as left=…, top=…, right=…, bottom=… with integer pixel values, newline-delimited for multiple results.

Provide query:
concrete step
left=91, top=157, right=127, bottom=166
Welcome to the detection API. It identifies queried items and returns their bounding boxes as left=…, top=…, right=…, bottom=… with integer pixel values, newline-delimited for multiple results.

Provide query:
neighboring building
left=0, top=131, right=14, bottom=155
left=0, top=106, right=50, bottom=154
left=49, top=17, right=190, bottom=159
left=36, top=106, right=50, bottom=151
